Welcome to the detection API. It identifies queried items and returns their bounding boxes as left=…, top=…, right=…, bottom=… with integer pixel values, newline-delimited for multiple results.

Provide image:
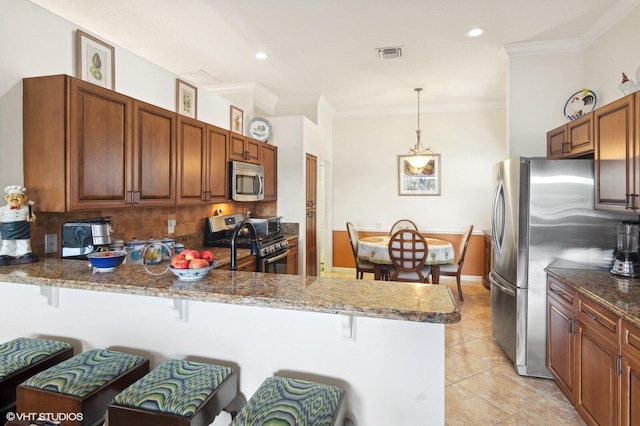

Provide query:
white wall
left=332, top=106, right=507, bottom=234
left=507, top=51, right=584, bottom=158
left=584, top=5, right=640, bottom=106
left=0, top=0, right=231, bottom=190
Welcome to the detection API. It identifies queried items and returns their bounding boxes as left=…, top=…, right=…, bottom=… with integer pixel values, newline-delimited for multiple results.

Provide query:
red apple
left=200, top=250, right=215, bottom=264
left=172, top=258, right=190, bottom=269
left=170, top=253, right=186, bottom=267
left=184, top=249, right=200, bottom=261
left=189, top=258, right=210, bottom=269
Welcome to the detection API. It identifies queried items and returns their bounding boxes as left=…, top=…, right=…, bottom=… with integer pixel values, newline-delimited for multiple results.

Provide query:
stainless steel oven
left=260, top=249, right=289, bottom=274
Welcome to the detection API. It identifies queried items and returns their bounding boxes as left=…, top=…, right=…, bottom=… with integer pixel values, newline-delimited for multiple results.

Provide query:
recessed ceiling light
left=465, top=27, right=486, bottom=38
left=255, top=52, right=269, bottom=60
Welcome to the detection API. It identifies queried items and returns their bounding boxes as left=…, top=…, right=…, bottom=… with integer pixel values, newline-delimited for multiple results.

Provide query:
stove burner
left=205, top=228, right=288, bottom=258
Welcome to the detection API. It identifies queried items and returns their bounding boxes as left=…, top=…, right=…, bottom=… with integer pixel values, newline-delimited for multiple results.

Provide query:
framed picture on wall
left=176, top=79, right=197, bottom=119
left=398, top=154, right=441, bottom=196
left=230, top=105, right=244, bottom=134
left=76, top=30, right=115, bottom=90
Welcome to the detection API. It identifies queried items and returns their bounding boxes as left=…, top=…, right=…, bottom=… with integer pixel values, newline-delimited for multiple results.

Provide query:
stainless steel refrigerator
left=490, top=157, right=626, bottom=378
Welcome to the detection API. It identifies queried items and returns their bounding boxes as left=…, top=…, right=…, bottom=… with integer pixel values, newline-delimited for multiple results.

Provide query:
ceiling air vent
left=376, top=46, right=403, bottom=60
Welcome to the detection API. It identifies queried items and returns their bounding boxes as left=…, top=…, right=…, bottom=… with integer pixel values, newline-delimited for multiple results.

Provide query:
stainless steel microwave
left=231, top=161, right=264, bottom=202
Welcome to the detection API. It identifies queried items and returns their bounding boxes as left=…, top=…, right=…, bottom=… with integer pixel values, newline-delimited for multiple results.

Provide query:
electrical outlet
left=45, top=234, right=57, bottom=253
left=167, top=219, right=176, bottom=235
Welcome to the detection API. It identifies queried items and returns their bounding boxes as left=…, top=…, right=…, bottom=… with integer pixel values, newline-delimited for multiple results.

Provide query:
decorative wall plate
left=564, top=89, right=597, bottom=121
left=247, top=117, right=272, bottom=142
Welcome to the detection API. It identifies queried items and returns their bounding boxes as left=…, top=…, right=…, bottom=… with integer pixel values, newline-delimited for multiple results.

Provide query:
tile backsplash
left=30, top=201, right=278, bottom=258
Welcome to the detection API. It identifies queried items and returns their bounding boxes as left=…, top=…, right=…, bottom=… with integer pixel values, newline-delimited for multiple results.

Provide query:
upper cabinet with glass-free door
left=594, top=93, right=636, bottom=212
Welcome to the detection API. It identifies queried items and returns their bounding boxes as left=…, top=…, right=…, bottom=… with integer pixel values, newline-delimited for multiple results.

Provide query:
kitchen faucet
left=229, top=220, right=258, bottom=270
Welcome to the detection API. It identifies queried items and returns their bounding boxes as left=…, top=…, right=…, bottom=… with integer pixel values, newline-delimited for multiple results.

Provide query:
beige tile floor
left=322, top=271, right=586, bottom=425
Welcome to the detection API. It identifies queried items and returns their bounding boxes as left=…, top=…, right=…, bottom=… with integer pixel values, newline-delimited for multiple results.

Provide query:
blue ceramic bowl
left=87, top=251, right=127, bottom=269
left=168, top=261, right=216, bottom=281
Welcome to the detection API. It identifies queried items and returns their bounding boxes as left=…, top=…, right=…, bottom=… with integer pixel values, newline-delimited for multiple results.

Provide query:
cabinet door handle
left=616, top=355, right=625, bottom=376
left=584, top=310, right=600, bottom=323
left=625, top=194, right=633, bottom=209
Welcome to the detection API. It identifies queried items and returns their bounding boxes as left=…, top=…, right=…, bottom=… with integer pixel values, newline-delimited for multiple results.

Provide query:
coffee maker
left=61, top=217, right=114, bottom=259
left=611, top=221, right=640, bottom=277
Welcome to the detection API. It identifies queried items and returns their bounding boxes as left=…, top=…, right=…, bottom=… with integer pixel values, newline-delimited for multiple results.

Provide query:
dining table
left=357, top=235, right=455, bottom=283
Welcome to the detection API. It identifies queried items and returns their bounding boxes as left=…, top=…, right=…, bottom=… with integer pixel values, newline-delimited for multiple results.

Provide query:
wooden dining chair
left=387, top=229, right=431, bottom=283
left=390, top=219, right=418, bottom=235
left=346, top=222, right=376, bottom=279
left=437, top=225, right=473, bottom=301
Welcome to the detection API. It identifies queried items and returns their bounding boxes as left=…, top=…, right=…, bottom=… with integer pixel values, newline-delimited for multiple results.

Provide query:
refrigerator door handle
left=489, top=271, right=515, bottom=296
left=491, top=179, right=505, bottom=254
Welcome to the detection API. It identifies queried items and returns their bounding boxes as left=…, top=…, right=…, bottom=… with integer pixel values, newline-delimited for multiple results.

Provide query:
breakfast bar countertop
left=546, top=267, right=640, bottom=328
left=0, top=254, right=460, bottom=324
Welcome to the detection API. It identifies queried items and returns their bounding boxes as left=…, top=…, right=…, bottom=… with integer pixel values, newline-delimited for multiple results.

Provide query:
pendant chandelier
left=406, top=88, right=436, bottom=169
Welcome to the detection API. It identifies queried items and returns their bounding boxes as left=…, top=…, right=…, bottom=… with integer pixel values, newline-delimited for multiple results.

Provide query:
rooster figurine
left=619, top=66, right=640, bottom=96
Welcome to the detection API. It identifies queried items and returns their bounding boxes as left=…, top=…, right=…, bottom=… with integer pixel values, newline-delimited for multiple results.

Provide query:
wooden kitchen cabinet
left=262, top=143, right=277, bottom=201
left=132, top=100, right=176, bottom=207
left=287, top=238, right=298, bottom=275
left=207, top=125, right=229, bottom=202
left=176, top=116, right=208, bottom=205
left=218, top=255, right=256, bottom=271
left=305, top=153, right=318, bottom=276
left=575, top=295, right=621, bottom=426
left=547, top=277, right=577, bottom=403
left=24, top=75, right=178, bottom=211
left=621, top=319, right=640, bottom=426
left=594, top=93, right=637, bottom=212
left=229, top=134, right=260, bottom=164
left=176, top=117, right=229, bottom=205
left=482, top=231, right=491, bottom=289
left=24, top=75, right=135, bottom=211
left=547, top=113, right=593, bottom=159
left=546, top=273, right=640, bottom=425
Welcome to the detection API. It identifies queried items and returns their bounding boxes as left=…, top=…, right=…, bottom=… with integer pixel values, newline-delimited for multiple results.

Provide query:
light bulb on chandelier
left=406, top=88, right=436, bottom=169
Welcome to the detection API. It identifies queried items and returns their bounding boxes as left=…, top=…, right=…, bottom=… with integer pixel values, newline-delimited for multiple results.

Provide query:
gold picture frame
left=176, top=79, right=198, bottom=119
left=76, top=30, right=115, bottom=90
left=230, top=105, right=244, bottom=134
left=398, top=154, right=441, bottom=196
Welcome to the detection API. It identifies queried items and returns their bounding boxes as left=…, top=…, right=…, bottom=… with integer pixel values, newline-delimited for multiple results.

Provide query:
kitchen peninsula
left=0, top=257, right=459, bottom=425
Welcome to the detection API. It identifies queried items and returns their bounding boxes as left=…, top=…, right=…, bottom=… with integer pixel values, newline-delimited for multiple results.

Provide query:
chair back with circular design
left=388, top=229, right=430, bottom=282
left=390, top=219, right=418, bottom=235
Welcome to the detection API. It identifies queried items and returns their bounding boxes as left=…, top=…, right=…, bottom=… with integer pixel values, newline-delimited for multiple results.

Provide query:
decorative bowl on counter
left=168, top=261, right=216, bottom=281
left=87, top=251, right=127, bottom=272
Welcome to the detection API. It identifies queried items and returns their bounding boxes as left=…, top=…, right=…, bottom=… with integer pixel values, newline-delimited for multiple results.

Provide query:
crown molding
left=502, top=0, right=640, bottom=58
left=204, top=82, right=279, bottom=115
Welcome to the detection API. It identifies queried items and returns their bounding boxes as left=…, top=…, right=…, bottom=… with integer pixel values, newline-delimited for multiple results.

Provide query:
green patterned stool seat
left=16, top=349, right=149, bottom=426
left=0, top=338, right=73, bottom=414
left=108, top=359, right=242, bottom=426
left=231, top=376, right=346, bottom=426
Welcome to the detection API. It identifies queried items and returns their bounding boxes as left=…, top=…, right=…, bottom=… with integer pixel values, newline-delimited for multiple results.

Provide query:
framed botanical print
left=76, top=30, right=115, bottom=90
left=230, top=105, right=244, bottom=134
left=398, top=154, right=441, bottom=196
left=176, top=79, right=197, bottom=119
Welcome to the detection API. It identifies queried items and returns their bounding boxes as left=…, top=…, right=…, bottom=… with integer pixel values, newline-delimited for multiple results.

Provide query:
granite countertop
left=0, top=255, right=460, bottom=324
left=546, top=267, right=640, bottom=328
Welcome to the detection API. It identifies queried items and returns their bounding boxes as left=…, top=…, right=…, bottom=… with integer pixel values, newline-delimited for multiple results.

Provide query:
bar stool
left=231, top=376, right=346, bottom=425
left=16, top=348, right=149, bottom=426
left=107, top=359, right=242, bottom=426
left=0, top=337, right=73, bottom=417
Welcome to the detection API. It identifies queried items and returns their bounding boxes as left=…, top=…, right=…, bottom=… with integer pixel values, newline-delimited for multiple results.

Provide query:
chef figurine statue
left=0, top=185, right=38, bottom=265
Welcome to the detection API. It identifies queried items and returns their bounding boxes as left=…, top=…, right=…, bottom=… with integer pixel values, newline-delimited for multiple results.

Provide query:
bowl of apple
left=168, top=249, right=216, bottom=281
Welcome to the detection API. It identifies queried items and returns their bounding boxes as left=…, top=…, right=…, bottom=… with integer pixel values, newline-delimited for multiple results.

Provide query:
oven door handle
left=264, top=250, right=289, bottom=264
